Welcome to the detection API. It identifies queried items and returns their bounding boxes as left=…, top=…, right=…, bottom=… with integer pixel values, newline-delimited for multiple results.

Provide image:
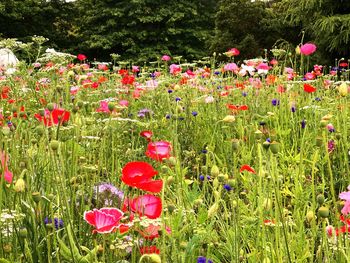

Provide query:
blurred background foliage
left=0, top=0, right=349, bottom=64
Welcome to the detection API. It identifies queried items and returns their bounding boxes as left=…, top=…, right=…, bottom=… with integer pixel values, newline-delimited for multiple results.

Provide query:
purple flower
left=301, top=119, right=306, bottom=129
left=328, top=140, right=335, bottom=153
left=168, top=89, right=173, bottom=94
left=271, top=99, right=280, bottom=106
left=175, top=97, right=181, bottom=102
left=224, top=184, right=232, bottom=191
left=44, top=218, right=64, bottom=229
left=266, top=138, right=271, bottom=143
left=192, top=111, right=198, bottom=117
left=197, top=256, right=213, bottom=263
left=242, top=92, right=247, bottom=97
left=138, top=108, right=153, bottom=118
left=93, top=182, right=124, bottom=207
left=201, top=149, right=208, bottom=154
left=199, top=175, right=205, bottom=181
left=165, top=114, right=171, bottom=119
left=291, top=106, right=296, bottom=112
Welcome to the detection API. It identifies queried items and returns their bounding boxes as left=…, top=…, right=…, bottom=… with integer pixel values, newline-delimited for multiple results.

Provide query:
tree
left=280, top=0, right=350, bottom=60
left=75, top=0, right=217, bottom=62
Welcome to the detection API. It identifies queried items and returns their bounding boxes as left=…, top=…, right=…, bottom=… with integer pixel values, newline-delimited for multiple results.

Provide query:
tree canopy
left=0, top=0, right=348, bottom=63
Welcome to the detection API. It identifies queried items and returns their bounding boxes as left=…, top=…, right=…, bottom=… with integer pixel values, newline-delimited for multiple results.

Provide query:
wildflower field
left=1, top=44, right=350, bottom=263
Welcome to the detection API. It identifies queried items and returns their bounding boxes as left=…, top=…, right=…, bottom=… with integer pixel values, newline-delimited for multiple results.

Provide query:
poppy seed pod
left=270, top=141, right=280, bottom=154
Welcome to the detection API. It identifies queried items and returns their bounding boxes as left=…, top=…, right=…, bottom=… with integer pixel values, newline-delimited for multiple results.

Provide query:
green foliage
left=76, top=0, right=217, bottom=62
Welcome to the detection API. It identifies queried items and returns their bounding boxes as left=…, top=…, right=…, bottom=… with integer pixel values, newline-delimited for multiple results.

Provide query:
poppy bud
left=335, top=133, right=341, bottom=139
left=166, top=176, right=174, bottom=185
left=338, top=82, right=348, bottom=97
left=2, top=126, right=10, bottom=136
left=306, top=210, right=315, bottom=223
left=167, top=204, right=176, bottom=213
left=228, top=179, right=236, bottom=187
left=232, top=139, right=239, bottom=151
left=50, top=140, right=59, bottom=151
left=255, top=130, right=263, bottom=139
left=318, top=206, right=329, bottom=218
left=223, top=115, right=236, bottom=123
left=108, top=103, right=115, bottom=111
left=14, top=178, right=26, bottom=193
left=47, top=103, right=55, bottom=111
left=210, top=165, right=220, bottom=177
left=263, top=141, right=270, bottom=149
left=19, top=227, right=28, bottom=238
left=270, top=141, right=280, bottom=154
left=218, top=173, right=226, bottom=182
left=320, top=120, right=328, bottom=127
left=167, top=157, right=177, bottom=166
left=32, top=192, right=42, bottom=203
left=316, top=194, right=325, bottom=205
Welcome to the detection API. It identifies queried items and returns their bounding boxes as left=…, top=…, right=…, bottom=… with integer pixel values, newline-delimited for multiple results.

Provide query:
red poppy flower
left=339, top=62, right=348, bottom=67
left=137, top=224, right=171, bottom=239
left=145, top=141, right=172, bottom=161
left=77, top=54, right=87, bottom=61
left=227, top=104, right=249, bottom=111
left=83, top=207, right=124, bottom=234
left=240, top=164, right=256, bottom=174
left=118, top=69, right=129, bottom=76
left=129, top=194, right=162, bottom=219
left=35, top=108, right=70, bottom=127
left=51, top=108, right=70, bottom=125
left=303, top=83, right=317, bottom=93
left=121, top=75, right=135, bottom=85
left=140, top=246, right=160, bottom=255
left=140, top=130, right=153, bottom=141
left=276, top=85, right=285, bottom=93
left=122, top=161, right=163, bottom=193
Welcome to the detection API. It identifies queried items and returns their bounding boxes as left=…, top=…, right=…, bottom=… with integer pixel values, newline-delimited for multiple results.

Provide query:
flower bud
left=255, top=130, right=263, bottom=140
left=223, top=115, right=235, bottom=123
left=316, top=194, right=325, bottom=205
left=47, top=103, right=55, bottom=111
left=166, top=176, right=174, bottom=185
left=167, top=204, right=176, bottom=213
left=318, top=206, right=329, bottom=218
left=210, top=165, right=220, bottom=177
left=32, top=192, right=42, bottom=203
left=14, top=178, right=26, bottom=193
left=232, top=139, right=239, bottom=151
left=306, top=210, right=315, bottom=223
left=315, top=137, right=323, bottom=147
left=270, top=141, right=280, bottom=154
left=338, top=82, right=348, bottom=97
left=50, top=140, right=59, bottom=151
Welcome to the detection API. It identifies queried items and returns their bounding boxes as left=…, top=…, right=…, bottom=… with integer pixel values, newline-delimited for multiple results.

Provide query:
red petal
left=137, top=180, right=163, bottom=193
left=122, top=161, right=158, bottom=186
left=303, top=84, right=316, bottom=93
left=240, top=165, right=256, bottom=174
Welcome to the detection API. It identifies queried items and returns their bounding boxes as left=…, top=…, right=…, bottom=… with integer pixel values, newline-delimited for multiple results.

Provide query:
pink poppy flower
left=226, top=48, right=240, bottom=57
left=339, top=186, right=350, bottom=215
left=300, top=43, right=317, bottom=56
left=161, top=55, right=171, bottom=61
left=169, top=64, right=181, bottom=75
left=0, top=151, right=13, bottom=183
left=77, top=54, right=87, bottom=61
left=83, top=207, right=124, bottom=233
left=146, top=141, right=172, bottom=161
left=119, top=100, right=129, bottom=107
left=129, top=194, right=162, bottom=219
left=224, top=63, right=238, bottom=72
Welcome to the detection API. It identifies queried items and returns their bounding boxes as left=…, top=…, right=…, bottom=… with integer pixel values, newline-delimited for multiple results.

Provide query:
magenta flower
left=161, top=55, right=171, bottom=61
left=339, top=186, right=350, bottom=215
left=223, top=63, right=238, bottom=72
left=300, top=43, right=317, bottom=56
left=169, top=64, right=181, bottom=75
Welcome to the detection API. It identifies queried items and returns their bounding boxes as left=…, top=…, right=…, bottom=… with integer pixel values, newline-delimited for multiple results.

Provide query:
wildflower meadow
left=0, top=40, right=350, bottom=263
